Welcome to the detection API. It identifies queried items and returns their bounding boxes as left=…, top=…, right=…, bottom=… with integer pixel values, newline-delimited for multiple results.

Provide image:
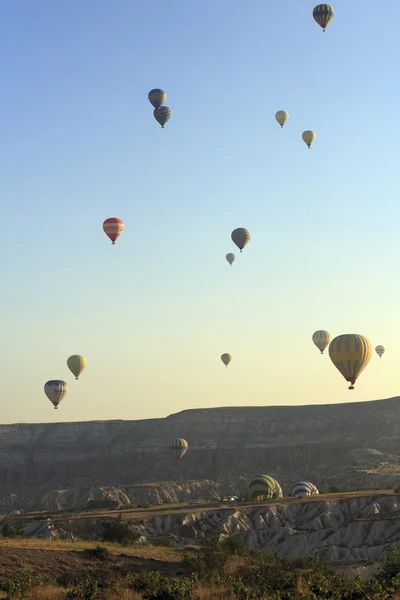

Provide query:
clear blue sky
left=1, top=0, right=400, bottom=423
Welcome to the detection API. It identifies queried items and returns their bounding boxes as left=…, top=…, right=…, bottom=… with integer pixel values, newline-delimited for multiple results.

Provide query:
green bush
left=221, top=534, right=247, bottom=556
left=0, top=569, right=41, bottom=598
left=101, top=515, right=138, bottom=545
left=90, top=545, right=111, bottom=560
left=66, top=577, right=99, bottom=599
left=2, top=518, right=26, bottom=538
left=181, top=536, right=229, bottom=582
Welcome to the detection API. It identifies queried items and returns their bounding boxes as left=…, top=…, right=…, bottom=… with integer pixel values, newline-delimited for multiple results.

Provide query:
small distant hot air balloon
left=313, top=4, right=335, bottom=31
left=226, top=253, right=236, bottom=266
left=148, top=88, right=167, bottom=109
left=67, top=355, right=87, bottom=380
left=231, top=228, right=251, bottom=252
left=312, top=330, right=331, bottom=354
left=103, top=218, right=125, bottom=244
left=44, top=380, right=68, bottom=409
left=221, top=353, right=232, bottom=367
left=169, top=438, right=188, bottom=460
left=329, top=334, right=372, bottom=390
left=275, top=111, right=289, bottom=128
left=154, top=107, right=172, bottom=128
left=302, top=131, right=316, bottom=149
left=375, top=345, right=385, bottom=358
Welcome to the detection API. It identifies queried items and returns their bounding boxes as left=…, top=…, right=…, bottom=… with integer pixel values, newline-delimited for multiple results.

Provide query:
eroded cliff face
left=0, top=397, right=400, bottom=510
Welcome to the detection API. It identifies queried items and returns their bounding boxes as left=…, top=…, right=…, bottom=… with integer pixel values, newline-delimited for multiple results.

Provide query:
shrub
left=101, top=516, right=138, bottom=545
left=66, top=577, right=99, bottom=599
left=90, top=545, right=111, bottom=560
left=2, top=518, right=26, bottom=538
left=0, top=569, right=41, bottom=598
left=221, top=534, right=247, bottom=556
left=181, top=537, right=229, bottom=582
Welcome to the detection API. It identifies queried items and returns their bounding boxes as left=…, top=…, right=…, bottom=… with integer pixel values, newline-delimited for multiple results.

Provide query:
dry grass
left=26, top=586, right=67, bottom=600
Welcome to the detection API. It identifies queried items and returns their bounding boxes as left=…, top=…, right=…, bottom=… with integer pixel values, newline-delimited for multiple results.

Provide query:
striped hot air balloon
left=44, top=380, right=68, bottom=410
left=221, top=353, right=232, bottom=367
left=67, top=355, right=87, bottom=380
left=375, top=345, right=385, bottom=358
left=153, top=106, right=172, bottom=128
left=169, top=438, right=188, bottom=460
left=247, top=474, right=283, bottom=502
left=329, top=334, right=372, bottom=390
left=313, top=4, right=335, bottom=31
left=148, top=88, right=167, bottom=109
left=302, top=130, right=316, bottom=149
left=312, top=330, right=331, bottom=354
left=292, top=481, right=319, bottom=498
left=275, top=110, right=289, bottom=128
left=103, top=218, right=125, bottom=244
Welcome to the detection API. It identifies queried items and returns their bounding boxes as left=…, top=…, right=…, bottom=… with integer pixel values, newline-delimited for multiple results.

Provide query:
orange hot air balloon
left=103, top=218, right=125, bottom=244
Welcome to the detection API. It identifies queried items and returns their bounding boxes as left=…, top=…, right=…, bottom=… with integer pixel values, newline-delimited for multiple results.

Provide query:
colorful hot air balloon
left=312, top=330, right=331, bottom=354
left=148, top=88, right=167, bottom=109
left=313, top=4, right=335, bottom=31
left=221, top=353, right=232, bottom=367
left=375, top=345, right=385, bottom=358
left=67, top=355, right=87, bottom=380
left=328, top=334, right=372, bottom=390
left=231, top=228, right=251, bottom=252
left=247, top=474, right=283, bottom=502
left=226, top=253, right=236, bottom=266
left=103, top=218, right=125, bottom=245
left=302, top=130, right=316, bottom=149
left=169, top=438, right=188, bottom=460
left=292, top=481, right=319, bottom=498
left=275, top=111, right=289, bottom=128
left=44, top=380, right=68, bottom=410
left=153, top=106, right=172, bottom=128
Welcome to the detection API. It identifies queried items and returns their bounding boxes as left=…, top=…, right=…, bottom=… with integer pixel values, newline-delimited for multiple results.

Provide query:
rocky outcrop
left=0, top=397, right=400, bottom=510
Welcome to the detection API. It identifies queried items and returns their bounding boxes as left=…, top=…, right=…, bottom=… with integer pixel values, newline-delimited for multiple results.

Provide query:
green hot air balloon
left=154, top=107, right=172, bottom=128
left=67, top=355, right=87, bottom=380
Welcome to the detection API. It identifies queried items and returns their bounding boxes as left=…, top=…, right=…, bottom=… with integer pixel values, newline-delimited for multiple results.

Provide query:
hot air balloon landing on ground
left=247, top=475, right=283, bottom=502
left=312, top=330, right=331, bottom=354
left=67, top=355, right=87, bottom=380
left=226, top=253, right=236, bottom=266
left=313, top=4, right=335, bottom=31
left=44, top=380, right=68, bottom=409
left=103, top=218, right=125, bottom=244
left=154, top=106, right=172, bottom=128
left=231, top=228, right=251, bottom=252
left=302, top=130, right=316, bottom=149
left=375, top=345, right=385, bottom=358
left=169, top=438, right=188, bottom=460
left=292, top=481, right=319, bottom=498
left=148, top=88, right=167, bottom=109
left=275, top=111, right=289, bottom=128
left=221, top=353, right=232, bottom=367
left=328, top=334, right=372, bottom=390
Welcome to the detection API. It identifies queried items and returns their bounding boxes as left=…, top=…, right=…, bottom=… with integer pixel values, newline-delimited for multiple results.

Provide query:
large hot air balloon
left=302, top=130, right=316, bottom=149
left=329, top=334, right=372, bottom=390
left=148, top=89, right=167, bottom=109
left=221, top=353, right=232, bottom=367
left=103, top=218, right=125, bottom=245
left=247, top=474, right=283, bottom=502
left=313, top=4, right=335, bottom=31
left=275, top=111, right=289, bottom=128
left=292, top=481, right=319, bottom=498
left=231, top=228, right=251, bottom=253
left=154, top=107, right=172, bottom=128
left=67, top=355, right=87, bottom=380
left=312, top=330, right=331, bottom=354
left=169, top=438, right=188, bottom=460
left=375, top=345, right=385, bottom=358
left=44, top=380, right=68, bottom=410
left=226, top=253, right=236, bottom=266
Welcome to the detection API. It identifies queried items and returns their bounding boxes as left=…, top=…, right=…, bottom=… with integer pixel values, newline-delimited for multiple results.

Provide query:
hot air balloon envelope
left=103, top=218, right=125, bottom=244
left=231, top=228, right=251, bottom=252
left=67, top=355, right=87, bottom=380
left=313, top=4, right=335, bottom=31
left=148, top=88, right=167, bottom=109
left=312, top=330, right=331, bottom=354
left=44, top=380, right=68, bottom=409
left=154, top=106, right=172, bottom=128
left=329, top=334, right=372, bottom=389
left=169, top=438, right=188, bottom=460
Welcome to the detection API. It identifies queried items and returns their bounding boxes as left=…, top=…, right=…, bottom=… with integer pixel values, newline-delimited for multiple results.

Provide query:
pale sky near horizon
left=1, top=1, right=400, bottom=424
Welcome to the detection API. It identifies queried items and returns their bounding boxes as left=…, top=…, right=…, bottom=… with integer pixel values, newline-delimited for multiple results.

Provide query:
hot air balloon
left=231, top=228, right=251, bottom=252
left=312, top=330, right=331, bottom=354
left=292, top=481, right=319, bottom=498
left=154, top=106, right=172, bottom=128
left=313, top=4, right=335, bottom=31
left=103, top=218, right=125, bottom=245
left=226, top=253, right=236, bottom=266
left=275, top=111, right=289, bottom=128
left=375, top=345, right=385, bottom=358
left=302, top=131, right=316, bottom=149
left=44, top=380, right=68, bottom=410
left=221, top=353, right=232, bottom=367
left=328, top=334, right=372, bottom=390
left=169, top=438, right=188, bottom=460
left=148, top=89, right=167, bottom=109
left=67, top=355, right=87, bottom=380
left=247, top=474, right=283, bottom=502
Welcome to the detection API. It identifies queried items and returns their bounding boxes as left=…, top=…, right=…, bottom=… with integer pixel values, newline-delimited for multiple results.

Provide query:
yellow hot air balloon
left=275, top=111, right=289, bottom=128
left=312, top=330, right=331, bottom=354
left=302, top=130, right=316, bottom=149
left=329, top=334, right=372, bottom=390
left=221, top=353, right=232, bottom=367
left=375, top=345, right=385, bottom=358
left=67, top=355, right=87, bottom=380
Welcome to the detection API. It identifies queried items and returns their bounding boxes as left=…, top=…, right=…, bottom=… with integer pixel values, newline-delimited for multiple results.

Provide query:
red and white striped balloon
left=103, top=218, right=125, bottom=244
